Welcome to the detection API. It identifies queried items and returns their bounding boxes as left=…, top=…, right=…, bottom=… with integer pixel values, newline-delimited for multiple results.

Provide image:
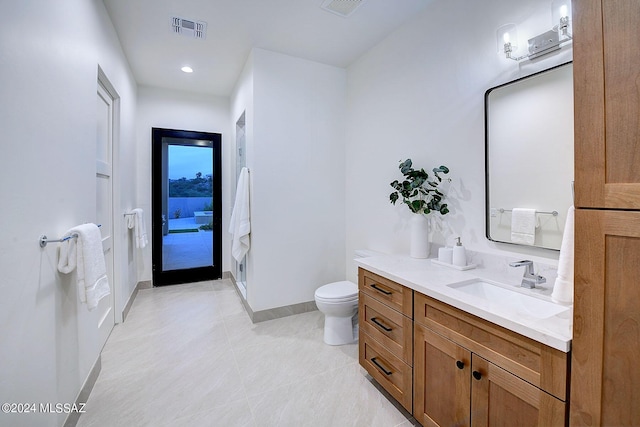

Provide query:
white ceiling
left=103, top=0, right=432, bottom=96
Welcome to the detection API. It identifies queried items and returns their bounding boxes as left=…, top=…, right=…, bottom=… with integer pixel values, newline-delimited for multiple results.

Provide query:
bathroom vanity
left=357, top=255, right=571, bottom=426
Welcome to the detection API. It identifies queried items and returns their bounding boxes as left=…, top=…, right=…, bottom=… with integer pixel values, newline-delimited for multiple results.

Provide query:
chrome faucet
left=509, top=260, right=546, bottom=289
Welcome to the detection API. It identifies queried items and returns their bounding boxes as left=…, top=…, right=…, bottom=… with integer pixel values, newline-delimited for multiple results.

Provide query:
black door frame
left=151, top=127, right=222, bottom=286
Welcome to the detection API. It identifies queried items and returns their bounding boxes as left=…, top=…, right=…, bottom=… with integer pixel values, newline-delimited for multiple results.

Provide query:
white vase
left=410, top=214, right=430, bottom=258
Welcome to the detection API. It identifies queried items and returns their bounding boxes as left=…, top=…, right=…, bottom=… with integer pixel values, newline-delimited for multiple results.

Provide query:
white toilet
left=315, top=280, right=359, bottom=345
left=315, top=249, right=382, bottom=345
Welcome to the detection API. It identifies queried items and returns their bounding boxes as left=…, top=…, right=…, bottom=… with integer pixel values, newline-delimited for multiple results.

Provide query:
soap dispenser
left=452, top=237, right=467, bottom=267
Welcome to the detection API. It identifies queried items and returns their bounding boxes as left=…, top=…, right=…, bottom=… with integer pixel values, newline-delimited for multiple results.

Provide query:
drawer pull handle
left=371, top=317, right=393, bottom=332
left=370, top=283, right=392, bottom=295
left=456, top=360, right=465, bottom=370
left=371, top=357, right=393, bottom=376
left=472, top=371, right=482, bottom=381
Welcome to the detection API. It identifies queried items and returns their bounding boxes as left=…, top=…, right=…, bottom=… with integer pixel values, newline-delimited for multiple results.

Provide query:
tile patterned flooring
left=77, top=280, right=417, bottom=427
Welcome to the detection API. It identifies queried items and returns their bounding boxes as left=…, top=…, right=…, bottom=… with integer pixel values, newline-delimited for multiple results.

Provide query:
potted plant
left=389, top=159, right=451, bottom=258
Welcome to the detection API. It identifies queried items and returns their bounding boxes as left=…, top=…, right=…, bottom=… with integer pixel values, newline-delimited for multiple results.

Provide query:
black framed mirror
left=485, top=62, right=574, bottom=250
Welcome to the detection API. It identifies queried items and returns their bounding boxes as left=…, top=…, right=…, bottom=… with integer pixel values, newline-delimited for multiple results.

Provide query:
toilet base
left=323, top=313, right=358, bottom=346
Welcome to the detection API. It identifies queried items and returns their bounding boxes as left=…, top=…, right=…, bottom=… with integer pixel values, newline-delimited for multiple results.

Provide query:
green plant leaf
left=391, top=160, right=451, bottom=216
left=399, top=159, right=413, bottom=175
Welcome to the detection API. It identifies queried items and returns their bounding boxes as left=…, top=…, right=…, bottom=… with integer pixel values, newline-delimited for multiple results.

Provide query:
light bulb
left=552, top=0, right=572, bottom=31
left=496, top=24, right=518, bottom=55
left=560, top=4, right=568, bottom=18
left=181, top=66, right=193, bottom=73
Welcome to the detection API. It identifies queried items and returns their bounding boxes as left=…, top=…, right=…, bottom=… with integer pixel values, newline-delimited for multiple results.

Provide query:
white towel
left=552, top=206, right=575, bottom=304
left=127, top=208, right=148, bottom=249
left=57, top=223, right=111, bottom=311
left=511, top=208, right=537, bottom=245
left=229, top=167, right=251, bottom=262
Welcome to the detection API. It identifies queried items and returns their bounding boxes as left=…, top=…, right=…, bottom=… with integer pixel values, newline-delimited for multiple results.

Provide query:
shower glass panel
left=235, top=113, right=247, bottom=297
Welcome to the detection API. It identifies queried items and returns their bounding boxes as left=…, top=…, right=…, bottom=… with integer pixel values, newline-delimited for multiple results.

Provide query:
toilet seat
left=314, top=281, right=358, bottom=303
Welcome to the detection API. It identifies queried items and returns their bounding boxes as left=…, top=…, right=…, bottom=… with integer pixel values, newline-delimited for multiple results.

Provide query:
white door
left=95, top=81, right=115, bottom=345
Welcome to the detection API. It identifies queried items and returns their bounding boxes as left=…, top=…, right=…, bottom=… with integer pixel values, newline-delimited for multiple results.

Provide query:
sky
left=168, top=145, right=213, bottom=180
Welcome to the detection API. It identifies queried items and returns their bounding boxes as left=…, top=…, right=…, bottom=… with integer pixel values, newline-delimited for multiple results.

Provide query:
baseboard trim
left=122, top=280, right=152, bottom=321
left=63, top=355, right=101, bottom=427
left=225, top=271, right=317, bottom=323
left=122, top=286, right=138, bottom=322
left=137, top=280, right=152, bottom=290
left=251, top=300, right=318, bottom=323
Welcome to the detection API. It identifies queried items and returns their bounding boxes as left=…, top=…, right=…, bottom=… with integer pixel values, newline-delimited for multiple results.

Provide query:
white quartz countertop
left=355, top=255, right=572, bottom=352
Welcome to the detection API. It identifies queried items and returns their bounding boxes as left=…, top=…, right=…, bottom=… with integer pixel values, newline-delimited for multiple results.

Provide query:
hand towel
left=57, top=223, right=111, bottom=311
left=229, top=167, right=251, bottom=262
left=132, top=208, right=148, bottom=249
left=552, top=206, right=575, bottom=304
left=511, top=208, right=537, bottom=245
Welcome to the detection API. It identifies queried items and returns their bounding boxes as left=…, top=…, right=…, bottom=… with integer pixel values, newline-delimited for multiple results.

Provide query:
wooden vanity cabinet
left=358, top=268, right=413, bottom=411
left=357, top=268, right=570, bottom=425
left=414, top=293, right=568, bottom=427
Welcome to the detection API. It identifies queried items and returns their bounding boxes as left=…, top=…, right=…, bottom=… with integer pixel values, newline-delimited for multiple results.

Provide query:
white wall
left=0, top=1, right=137, bottom=426
left=231, top=48, right=347, bottom=312
left=344, top=0, right=573, bottom=282
left=135, top=86, right=231, bottom=282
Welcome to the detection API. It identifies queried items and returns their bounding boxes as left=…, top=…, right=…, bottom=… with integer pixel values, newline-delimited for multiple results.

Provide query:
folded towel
left=552, top=206, right=575, bottom=304
left=57, top=223, right=111, bottom=311
left=511, top=208, right=537, bottom=245
left=130, top=208, right=148, bottom=249
left=229, top=167, right=251, bottom=262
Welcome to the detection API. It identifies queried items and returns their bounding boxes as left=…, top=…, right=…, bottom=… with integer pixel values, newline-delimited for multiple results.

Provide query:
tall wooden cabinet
left=571, top=0, right=640, bottom=425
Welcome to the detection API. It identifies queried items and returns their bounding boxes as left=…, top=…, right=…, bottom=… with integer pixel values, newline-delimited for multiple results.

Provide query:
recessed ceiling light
left=181, top=66, right=193, bottom=73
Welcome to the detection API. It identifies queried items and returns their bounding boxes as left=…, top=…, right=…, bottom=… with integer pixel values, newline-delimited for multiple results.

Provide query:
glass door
left=151, top=128, right=222, bottom=286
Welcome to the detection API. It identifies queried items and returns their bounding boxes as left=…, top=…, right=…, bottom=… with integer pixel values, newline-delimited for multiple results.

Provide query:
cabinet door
left=574, top=0, right=640, bottom=208
left=414, top=324, right=471, bottom=427
left=571, top=209, right=640, bottom=426
left=471, top=356, right=565, bottom=427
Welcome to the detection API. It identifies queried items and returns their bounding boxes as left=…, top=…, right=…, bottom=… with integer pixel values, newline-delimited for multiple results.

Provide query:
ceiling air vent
left=320, top=0, right=367, bottom=17
left=170, top=17, right=207, bottom=40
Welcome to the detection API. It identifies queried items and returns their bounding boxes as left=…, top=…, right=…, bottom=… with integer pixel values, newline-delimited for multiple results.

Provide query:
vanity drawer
left=358, top=268, right=413, bottom=317
left=359, top=291, right=413, bottom=365
left=360, top=331, right=413, bottom=412
left=414, top=293, right=569, bottom=401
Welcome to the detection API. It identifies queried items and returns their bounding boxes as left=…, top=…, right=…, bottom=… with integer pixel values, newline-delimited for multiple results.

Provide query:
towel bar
left=39, top=224, right=101, bottom=248
left=497, top=208, right=558, bottom=216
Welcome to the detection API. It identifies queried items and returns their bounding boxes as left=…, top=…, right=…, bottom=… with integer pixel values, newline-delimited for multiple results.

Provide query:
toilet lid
left=315, top=281, right=358, bottom=301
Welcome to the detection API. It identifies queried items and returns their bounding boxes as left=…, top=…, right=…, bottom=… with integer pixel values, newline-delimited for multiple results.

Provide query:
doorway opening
left=95, top=68, right=116, bottom=341
left=151, top=128, right=222, bottom=286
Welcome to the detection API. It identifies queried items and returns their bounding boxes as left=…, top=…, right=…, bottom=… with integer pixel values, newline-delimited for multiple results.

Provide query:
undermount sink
left=447, top=279, right=569, bottom=319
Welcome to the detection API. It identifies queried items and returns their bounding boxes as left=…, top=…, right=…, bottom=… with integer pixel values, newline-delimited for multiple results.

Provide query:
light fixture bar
left=499, top=1, right=572, bottom=62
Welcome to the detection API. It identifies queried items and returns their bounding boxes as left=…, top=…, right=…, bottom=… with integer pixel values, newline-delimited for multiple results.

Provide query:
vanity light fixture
left=497, top=0, right=572, bottom=61
left=181, top=66, right=193, bottom=73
